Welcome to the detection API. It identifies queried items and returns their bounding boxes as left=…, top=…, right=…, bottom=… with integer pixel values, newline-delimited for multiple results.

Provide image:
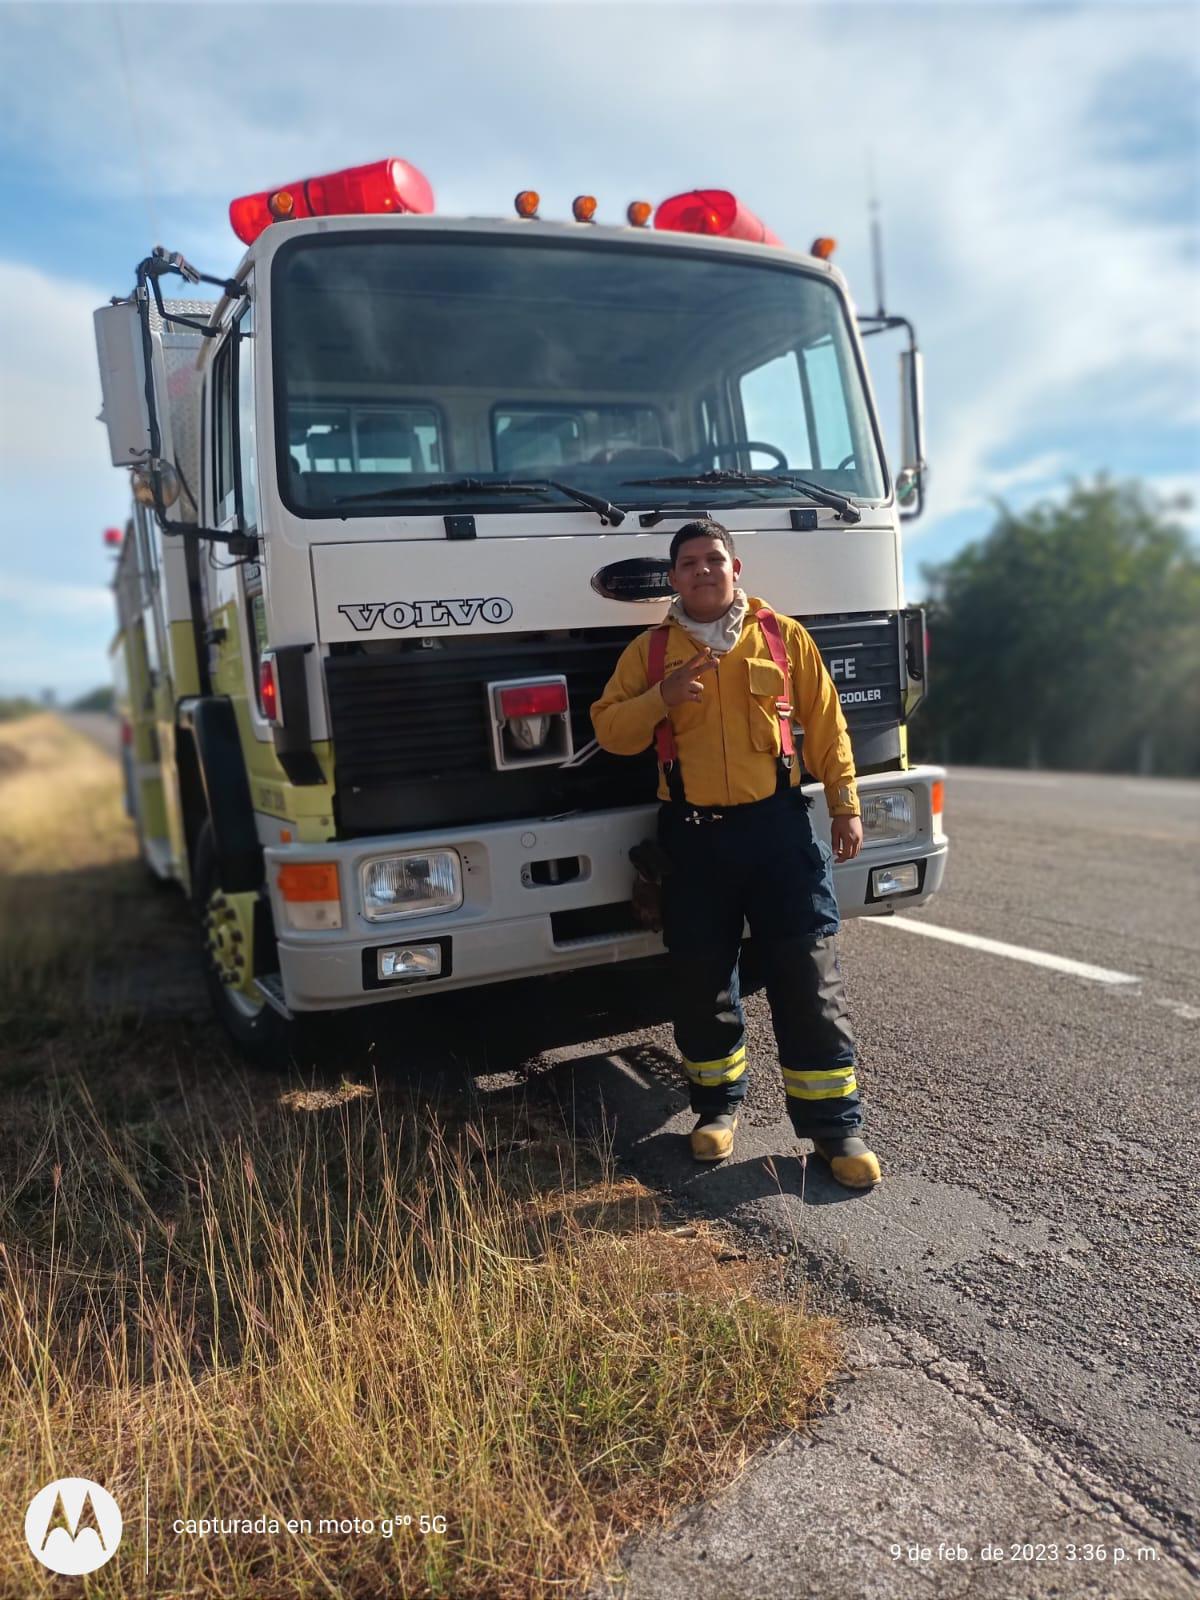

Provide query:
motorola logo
left=25, top=1477, right=123, bottom=1576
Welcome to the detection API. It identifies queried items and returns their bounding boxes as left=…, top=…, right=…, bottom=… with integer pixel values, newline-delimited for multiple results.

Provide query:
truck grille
left=325, top=615, right=903, bottom=836
left=806, top=614, right=902, bottom=730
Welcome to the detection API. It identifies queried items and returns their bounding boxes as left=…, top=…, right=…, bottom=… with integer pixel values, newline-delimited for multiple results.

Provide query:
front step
left=253, top=974, right=293, bottom=1019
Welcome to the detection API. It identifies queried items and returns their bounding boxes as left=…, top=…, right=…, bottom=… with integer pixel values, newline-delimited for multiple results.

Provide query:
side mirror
left=94, top=300, right=180, bottom=508
left=94, top=301, right=155, bottom=468
left=898, top=348, right=927, bottom=519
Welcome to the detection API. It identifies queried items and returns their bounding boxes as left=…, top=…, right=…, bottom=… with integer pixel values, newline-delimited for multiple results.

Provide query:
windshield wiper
left=334, top=474, right=627, bottom=525
left=508, top=478, right=627, bottom=526
left=625, top=470, right=862, bottom=524
left=334, top=478, right=548, bottom=506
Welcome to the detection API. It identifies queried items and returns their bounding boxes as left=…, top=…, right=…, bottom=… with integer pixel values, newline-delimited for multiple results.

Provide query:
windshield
left=272, top=233, right=887, bottom=517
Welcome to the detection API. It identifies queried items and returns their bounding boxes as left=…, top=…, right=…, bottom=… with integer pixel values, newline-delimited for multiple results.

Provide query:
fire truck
left=98, top=158, right=946, bottom=1061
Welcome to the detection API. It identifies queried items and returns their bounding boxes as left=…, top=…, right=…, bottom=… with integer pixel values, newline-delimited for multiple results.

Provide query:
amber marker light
left=514, top=189, right=540, bottom=218
left=277, top=861, right=342, bottom=931
left=626, top=200, right=652, bottom=227
left=811, top=236, right=837, bottom=260
left=572, top=194, right=598, bottom=222
left=269, top=189, right=296, bottom=219
left=278, top=863, right=339, bottom=901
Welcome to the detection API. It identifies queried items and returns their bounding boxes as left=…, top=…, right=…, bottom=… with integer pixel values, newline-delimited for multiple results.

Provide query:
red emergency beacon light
left=653, top=189, right=782, bottom=248
left=229, top=158, right=435, bottom=245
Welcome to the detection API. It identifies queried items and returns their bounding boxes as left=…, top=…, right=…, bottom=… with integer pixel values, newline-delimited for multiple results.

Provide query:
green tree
left=69, top=685, right=115, bottom=713
left=915, top=477, right=1200, bottom=776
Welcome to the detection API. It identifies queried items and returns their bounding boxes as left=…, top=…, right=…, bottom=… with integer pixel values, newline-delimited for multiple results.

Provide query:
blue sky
left=1, top=0, right=1197, bottom=699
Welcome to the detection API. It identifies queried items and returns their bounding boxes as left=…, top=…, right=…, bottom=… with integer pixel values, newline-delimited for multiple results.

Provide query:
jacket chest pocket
left=746, top=659, right=786, bottom=754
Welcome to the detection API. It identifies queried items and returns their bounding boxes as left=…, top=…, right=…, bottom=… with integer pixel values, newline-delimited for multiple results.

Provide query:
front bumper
left=265, top=766, right=948, bottom=1011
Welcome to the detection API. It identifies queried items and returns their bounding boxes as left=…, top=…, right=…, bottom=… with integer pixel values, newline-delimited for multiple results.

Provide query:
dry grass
left=0, top=717, right=842, bottom=1599
left=0, top=715, right=140, bottom=1043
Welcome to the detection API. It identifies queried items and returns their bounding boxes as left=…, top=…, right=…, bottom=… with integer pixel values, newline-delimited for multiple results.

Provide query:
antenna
left=867, top=148, right=886, bottom=320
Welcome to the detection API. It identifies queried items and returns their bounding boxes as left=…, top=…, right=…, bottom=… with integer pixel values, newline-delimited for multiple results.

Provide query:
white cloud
left=0, top=260, right=112, bottom=474
left=976, top=453, right=1072, bottom=499
left=0, top=572, right=112, bottom=619
left=0, top=260, right=127, bottom=696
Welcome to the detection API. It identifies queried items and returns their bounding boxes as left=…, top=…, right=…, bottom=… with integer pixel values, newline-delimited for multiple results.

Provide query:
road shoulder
left=588, top=1324, right=1198, bottom=1599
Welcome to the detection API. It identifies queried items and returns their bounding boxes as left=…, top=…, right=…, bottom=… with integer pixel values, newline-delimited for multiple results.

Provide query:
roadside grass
left=0, top=715, right=141, bottom=1047
left=0, top=717, right=842, bottom=1598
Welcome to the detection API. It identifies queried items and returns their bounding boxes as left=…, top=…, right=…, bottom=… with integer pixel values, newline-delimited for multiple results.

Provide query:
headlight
left=861, top=790, right=916, bottom=844
left=361, top=851, right=463, bottom=921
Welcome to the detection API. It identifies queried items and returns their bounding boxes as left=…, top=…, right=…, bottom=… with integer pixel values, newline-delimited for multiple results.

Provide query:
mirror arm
left=130, top=249, right=257, bottom=552
left=900, top=325, right=927, bottom=520
left=859, top=312, right=927, bottom=519
left=139, top=247, right=246, bottom=336
left=856, top=312, right=914, bottom=339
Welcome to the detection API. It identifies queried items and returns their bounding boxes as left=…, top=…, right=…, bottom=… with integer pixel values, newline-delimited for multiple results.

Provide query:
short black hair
left=668, top=518, right=736, bottom=566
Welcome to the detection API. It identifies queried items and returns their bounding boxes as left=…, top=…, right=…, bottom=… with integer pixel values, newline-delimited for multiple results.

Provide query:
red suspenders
left=754, top=607, right=796, bottom=762
left=645, top=609, right=796, bottom=801
left=646, top=624, right=679, bottom=768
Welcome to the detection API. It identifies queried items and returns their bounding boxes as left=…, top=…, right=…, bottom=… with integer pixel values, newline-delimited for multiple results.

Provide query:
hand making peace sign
left=659, top=649, right=718, bottom=708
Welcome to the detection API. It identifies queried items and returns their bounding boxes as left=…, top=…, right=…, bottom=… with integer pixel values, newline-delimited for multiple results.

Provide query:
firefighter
left=590, top=519, right=880, bottom=1188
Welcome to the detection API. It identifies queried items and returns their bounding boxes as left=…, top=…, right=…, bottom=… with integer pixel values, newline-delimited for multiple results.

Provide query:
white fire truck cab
left=98, top=158, right=947, bottom=1060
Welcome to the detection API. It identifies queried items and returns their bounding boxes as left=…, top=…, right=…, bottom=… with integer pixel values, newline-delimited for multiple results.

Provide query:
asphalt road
left=505, top=766, right=1200, bottom=1592
left=61, top=710, right=121, bottom=757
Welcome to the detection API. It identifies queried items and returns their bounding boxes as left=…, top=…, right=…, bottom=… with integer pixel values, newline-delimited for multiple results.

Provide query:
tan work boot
left=811, top=1135, right=881, bottom=1189
left=690, top=1112, right=738, bottom=1161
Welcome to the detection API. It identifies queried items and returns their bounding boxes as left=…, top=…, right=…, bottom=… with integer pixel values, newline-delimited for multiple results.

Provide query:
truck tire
left=192, top=819, right=296, bottom=1068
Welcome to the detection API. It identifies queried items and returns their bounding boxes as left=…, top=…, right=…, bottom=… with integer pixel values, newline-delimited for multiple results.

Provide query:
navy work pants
left=658, top=789, right=862, bottom=1139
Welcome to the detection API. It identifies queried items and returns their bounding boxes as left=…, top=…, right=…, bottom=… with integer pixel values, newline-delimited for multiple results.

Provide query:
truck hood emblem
left=591, top=557, right=672, bottom=603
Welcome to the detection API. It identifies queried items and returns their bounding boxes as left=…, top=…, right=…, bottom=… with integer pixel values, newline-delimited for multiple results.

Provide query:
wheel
left=192, top=820, right=296, bottom=1067
left=679, top=439, right=788, bottom=471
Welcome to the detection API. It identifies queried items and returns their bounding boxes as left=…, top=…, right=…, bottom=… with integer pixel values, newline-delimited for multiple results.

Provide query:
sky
left=0, top=0, right=1197, bottom=700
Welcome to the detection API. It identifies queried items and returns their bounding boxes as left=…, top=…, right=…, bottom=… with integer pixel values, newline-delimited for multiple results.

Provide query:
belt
left=662, top=788, right=810, bottom=826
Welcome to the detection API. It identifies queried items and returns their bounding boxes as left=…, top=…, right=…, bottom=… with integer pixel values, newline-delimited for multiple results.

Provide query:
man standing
left=590, top=519, right=880, bottom=1188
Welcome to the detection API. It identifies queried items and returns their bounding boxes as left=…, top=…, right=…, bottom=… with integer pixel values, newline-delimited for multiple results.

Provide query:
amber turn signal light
left=277, top=862, right=340, bottom=902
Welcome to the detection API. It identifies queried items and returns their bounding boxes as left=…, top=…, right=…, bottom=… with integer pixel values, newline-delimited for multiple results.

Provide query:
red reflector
left=230, top=157, right=435, bottom=244
left=499, top=683, right=568, bottom=718
left=103, top=526, right=123, bottom=546
left=259, top=658, right=279, bottom=723
left=654, top=189, right=782, bottom=248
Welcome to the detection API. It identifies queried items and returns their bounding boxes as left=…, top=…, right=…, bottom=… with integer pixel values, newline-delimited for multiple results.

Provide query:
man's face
left=669, top=537, right=742, bottom=621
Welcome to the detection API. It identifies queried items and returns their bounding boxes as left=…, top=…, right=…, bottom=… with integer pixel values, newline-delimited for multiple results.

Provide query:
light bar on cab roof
left=229, top=158, right=435, bottom=245
left=653, top=189, right=782, bottom=248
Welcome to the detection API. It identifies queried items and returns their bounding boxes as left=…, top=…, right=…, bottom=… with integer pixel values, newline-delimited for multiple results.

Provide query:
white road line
left=871, top=916, right=1139, bottom=985
left=1154, top=997, right=1200, bottom=1022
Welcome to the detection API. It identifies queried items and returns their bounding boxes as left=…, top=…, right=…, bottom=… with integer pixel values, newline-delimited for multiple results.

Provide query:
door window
left=213, top=338, right=236, bottom=523
left=236, top=303, right=257, bottom=527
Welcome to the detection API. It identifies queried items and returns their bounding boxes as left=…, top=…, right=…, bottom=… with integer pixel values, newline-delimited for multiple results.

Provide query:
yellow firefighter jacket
left=590, top=597, right=860, bottom=814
